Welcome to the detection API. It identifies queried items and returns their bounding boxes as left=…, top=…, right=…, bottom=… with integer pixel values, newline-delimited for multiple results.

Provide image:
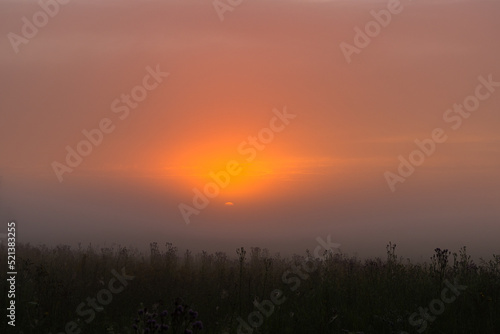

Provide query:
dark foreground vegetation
left=1, top=242, right=499, bottom=334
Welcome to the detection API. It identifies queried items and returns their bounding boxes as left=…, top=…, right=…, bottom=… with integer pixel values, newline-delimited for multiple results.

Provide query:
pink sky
left=1, top=0, right=499, bottom=260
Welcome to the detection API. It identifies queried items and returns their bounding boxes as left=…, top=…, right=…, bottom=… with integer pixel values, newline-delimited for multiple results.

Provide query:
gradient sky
left=1, top=0, right=499, bottom=260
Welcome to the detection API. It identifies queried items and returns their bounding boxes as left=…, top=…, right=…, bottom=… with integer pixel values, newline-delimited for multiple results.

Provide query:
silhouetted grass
left=1, top=242, right=499, bottom=333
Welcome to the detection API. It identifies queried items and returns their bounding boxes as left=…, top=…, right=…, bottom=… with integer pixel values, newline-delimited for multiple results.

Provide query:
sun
left=224, top=202, right=234, bottom=206
left=170, top=145, right=278, bottom=197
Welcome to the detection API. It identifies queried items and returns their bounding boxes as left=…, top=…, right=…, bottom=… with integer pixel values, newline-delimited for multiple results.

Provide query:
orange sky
left=1, top=0, right=499, bottom=259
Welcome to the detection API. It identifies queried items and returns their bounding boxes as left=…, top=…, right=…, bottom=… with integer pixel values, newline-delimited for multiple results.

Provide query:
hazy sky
left=1, top=0, right=499, bottom=260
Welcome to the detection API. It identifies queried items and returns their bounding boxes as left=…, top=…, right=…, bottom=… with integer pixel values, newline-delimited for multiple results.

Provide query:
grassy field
left=2, top=242, right=499, bottom=334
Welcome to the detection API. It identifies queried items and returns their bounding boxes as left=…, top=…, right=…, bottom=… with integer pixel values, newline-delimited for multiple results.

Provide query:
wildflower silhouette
left=132, top=299, right=203, bottom=334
